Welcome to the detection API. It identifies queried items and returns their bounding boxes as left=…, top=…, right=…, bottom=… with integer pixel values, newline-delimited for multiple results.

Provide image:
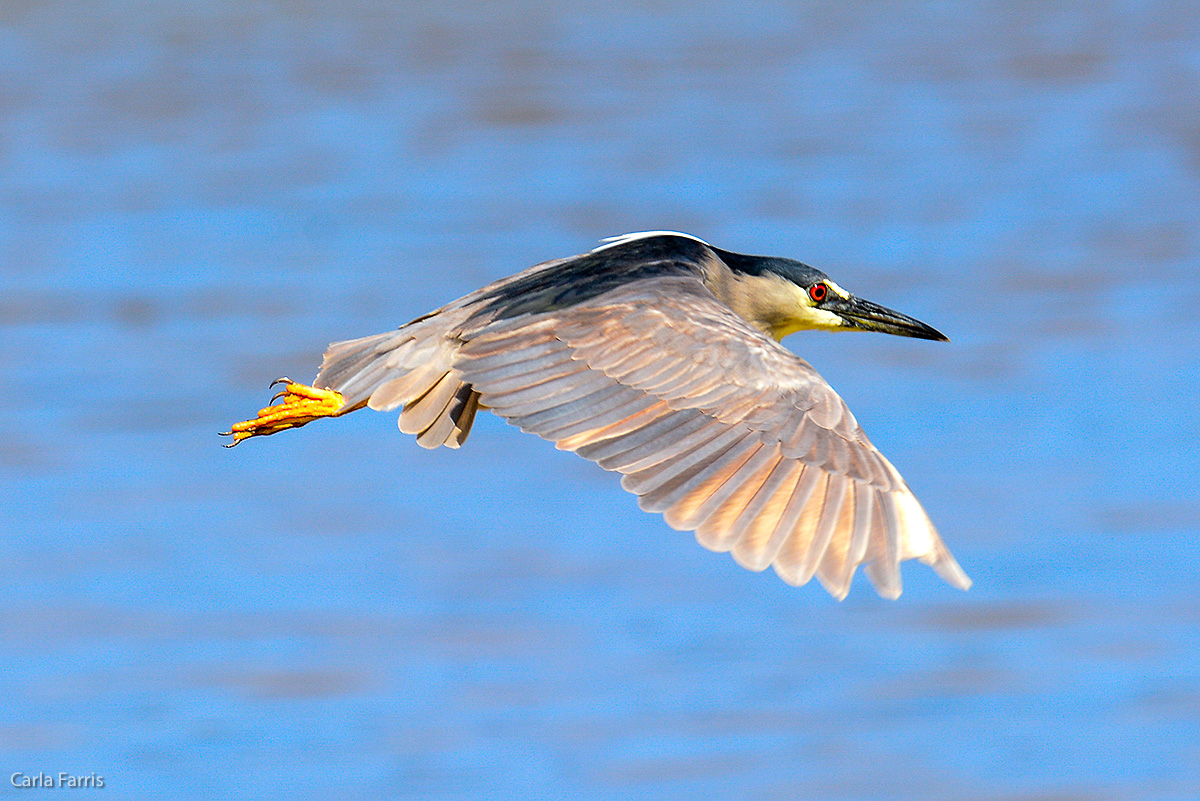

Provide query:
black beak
left=826, top=295, right=948, bottom=341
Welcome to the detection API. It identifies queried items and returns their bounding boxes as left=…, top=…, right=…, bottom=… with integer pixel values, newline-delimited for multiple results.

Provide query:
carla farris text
left=12, top=773, right=105, bottom=789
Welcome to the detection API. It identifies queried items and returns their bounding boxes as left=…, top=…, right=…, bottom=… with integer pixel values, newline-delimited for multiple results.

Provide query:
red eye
left=809, top=283, right=827, bottom=302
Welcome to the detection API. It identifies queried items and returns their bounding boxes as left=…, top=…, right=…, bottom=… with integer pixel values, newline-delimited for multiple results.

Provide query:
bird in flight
left=224, top=232, right=969, bottom=599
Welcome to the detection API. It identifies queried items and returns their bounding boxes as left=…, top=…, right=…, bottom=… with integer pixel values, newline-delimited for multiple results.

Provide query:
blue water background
left=2, top=2, right=1198, bottom=798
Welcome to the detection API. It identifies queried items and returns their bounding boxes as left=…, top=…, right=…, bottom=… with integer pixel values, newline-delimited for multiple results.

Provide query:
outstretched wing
left=454, top=274, right=969, bottom=599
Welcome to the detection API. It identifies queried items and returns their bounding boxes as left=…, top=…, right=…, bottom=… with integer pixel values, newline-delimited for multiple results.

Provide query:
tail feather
left=313, top=321, right=482, bottom=449
left=315, top=330, right=416, bottom=405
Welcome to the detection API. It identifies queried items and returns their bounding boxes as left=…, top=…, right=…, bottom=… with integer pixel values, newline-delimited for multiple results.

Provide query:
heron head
left=713, top=251, right=949, bottom=342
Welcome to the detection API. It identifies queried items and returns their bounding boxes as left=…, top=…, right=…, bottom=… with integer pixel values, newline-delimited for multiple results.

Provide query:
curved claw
left=221, top=381, right=346, bottom=447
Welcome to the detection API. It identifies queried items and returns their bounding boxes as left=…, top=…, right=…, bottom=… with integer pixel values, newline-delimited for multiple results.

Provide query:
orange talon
left=220, top=380, right=345, bottom=447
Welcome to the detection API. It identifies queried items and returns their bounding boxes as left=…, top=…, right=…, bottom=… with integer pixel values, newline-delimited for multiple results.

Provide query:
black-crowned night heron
left=224, top=232, right=969, bottom=599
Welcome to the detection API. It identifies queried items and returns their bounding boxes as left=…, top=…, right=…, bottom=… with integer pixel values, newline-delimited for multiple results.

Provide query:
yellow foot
left=220, top=378, right=345, bottom=447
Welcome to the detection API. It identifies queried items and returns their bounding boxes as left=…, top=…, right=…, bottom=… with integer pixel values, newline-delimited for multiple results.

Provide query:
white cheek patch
left=794, top=305, right=846, bottom=331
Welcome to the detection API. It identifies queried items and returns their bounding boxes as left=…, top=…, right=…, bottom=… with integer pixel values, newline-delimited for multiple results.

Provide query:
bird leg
left=221, top=378, right=347, bottom=447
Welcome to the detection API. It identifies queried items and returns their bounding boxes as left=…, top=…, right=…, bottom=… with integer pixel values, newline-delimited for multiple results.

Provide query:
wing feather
left=663, top=442, right=772, bottom=531
left=370, top=360, right=449, bottom=412
left=725, top=460, right=804, bottom=565
left=863, top=491, right=903, bottom=598
left=447, top=386, right=482, bottom=448
left=576, top=409, right=709, bottom=469
left=415, top=395, right=462, bottom=448
left=695, top=449, right=784, bottom=551
left=597, top=418, right=730, bottom=473
left=819, top=482, right=883, bottom=598
left=468, top=355, right=581, bottom=394
left=774, top=473, right=844, bottom=589
left=507, top=384, right=640, bottom=431
left=541, top=395, right=663, bottom=442
left=482, top=371, right=615, bottom=415
left=625, top=429, right=757, bottom=508
left=400, top=371, right=461, bottom=435
left=732, top=464, right=818, bottom=572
